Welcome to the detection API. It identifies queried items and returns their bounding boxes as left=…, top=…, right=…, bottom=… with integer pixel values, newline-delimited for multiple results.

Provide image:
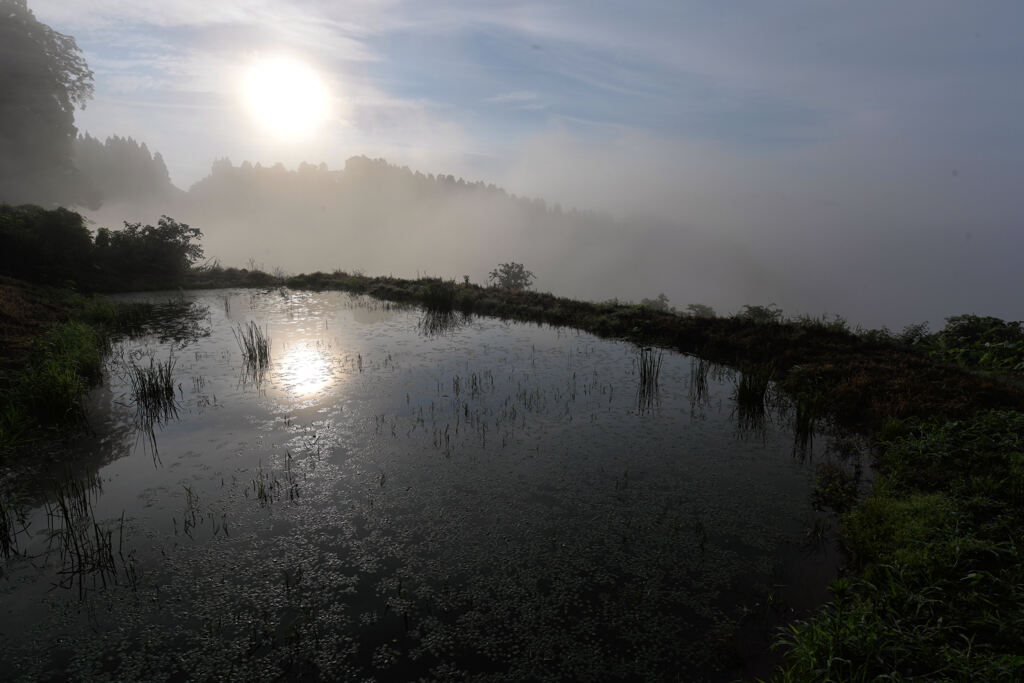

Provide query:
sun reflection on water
left=277, top=343, right=331, bottom=397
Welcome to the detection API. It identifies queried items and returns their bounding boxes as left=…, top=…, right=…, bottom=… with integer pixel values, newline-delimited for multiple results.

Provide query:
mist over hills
left=80, top=153, right=800, bottom=321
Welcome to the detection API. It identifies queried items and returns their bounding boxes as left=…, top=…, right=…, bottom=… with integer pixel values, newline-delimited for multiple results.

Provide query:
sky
left=28, top=0, right=1024, bottom=327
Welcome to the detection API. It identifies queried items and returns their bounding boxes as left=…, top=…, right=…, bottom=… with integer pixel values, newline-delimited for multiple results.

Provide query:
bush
left=94, top=215, right=203, bottom=285
left=735, top=303, right=783, bottom=324
left=684, top=303, right=715, bottom=318
left=0, top=204, right=93, bottom=284
left=488, top=262, right=535, bottom=290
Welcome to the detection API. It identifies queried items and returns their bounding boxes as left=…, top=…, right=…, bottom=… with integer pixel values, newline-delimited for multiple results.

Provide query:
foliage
left=639, top=293, right=673, bottom=313
left=0, top=203, right=94, bottom=284
left=419, top=278, right=457, bottom=312
left=735, top=303, right=783, bottom=324
left=923, top=314, right=1024, bottom=374
left=1, top=205, right=205, bottom=289
left=684, top=303, right=715, bottom=318
left=94, top=216, right=204, bottom=284
left=0, top=320, right=106, bottom=450
left=0, top=0, right=95, bottom=207
left=488, top=262, right=535, bottom=290
left=774, top=410, right=1024, bottom=681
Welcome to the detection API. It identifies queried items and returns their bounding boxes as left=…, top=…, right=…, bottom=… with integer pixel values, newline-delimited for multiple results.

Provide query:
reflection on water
left=277, top=342, right=331, bottom=397
left=0, top=289, right=840, bottom=681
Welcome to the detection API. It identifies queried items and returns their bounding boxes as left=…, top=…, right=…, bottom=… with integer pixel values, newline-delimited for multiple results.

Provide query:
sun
left=241, top=56, right=332, bottom=141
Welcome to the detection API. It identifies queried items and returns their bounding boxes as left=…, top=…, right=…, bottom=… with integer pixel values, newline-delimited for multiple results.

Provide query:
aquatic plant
left=420, top=279, right=457, bottom=312
left=234, top=320, right=271, bottom=369
left=126, top=354, right=178, bottom=426
left=418, top=310, right=469, bottom=337
left=636, top=346, right=663, bottom=412
left=733, top=364, right=774, bottom=438
left=46, top=472, right=138, bottom=596
left=688, top=357, right=711, bottom=415
left=0, top=488, right=26, bottom=559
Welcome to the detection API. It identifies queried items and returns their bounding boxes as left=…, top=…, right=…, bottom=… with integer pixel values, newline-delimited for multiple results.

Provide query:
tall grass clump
left=233, top=321, right=271, bottom=369
left=636, top=346, right=663, bottom=412
left=420, top=279, right=457, bottom=313
left=733, top=364, right=774, bottom=437
left=126, top=355, right=178, bottom=425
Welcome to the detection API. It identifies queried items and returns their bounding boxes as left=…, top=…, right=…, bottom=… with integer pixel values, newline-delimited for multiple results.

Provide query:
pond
left=0, top=289, right=842, bottom=681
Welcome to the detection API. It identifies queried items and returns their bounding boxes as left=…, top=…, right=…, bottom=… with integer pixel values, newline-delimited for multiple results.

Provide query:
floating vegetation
left=126, top=354, right=178, bottom=426
left=636, top=346, right=663, bottom=413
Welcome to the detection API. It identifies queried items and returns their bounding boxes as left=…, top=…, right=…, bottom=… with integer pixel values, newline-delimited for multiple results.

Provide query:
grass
left=126, top=354, right=178, bottom=426
left=46, top=471, right=139, bottom=596
left=1, top=488, right=26, bottom=560
left=0, top=279, right=192, bottom=455
left=233, top=320, right=271, bottom=370
left=0, top=320, right=106, bottom=452
left=772, top=410, right=1024, bottom=681
left=636, top=346, right=663, bottom=412
left=733, top=363, right=774, bottom=437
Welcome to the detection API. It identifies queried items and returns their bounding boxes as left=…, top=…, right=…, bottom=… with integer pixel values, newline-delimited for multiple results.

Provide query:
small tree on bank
left=488, top=262, right=535, bottom=290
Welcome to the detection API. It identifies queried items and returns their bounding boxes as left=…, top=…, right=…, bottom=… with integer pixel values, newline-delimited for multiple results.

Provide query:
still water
left=1, top=289, right=836, bottom=681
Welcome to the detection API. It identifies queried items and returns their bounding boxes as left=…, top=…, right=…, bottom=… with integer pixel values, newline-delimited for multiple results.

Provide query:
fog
left=6, top=0, right=1024, bottom=330
left=81, top=131, right=1023, bottom=331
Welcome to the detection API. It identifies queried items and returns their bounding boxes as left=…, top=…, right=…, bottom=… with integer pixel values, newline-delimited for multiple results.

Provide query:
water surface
left=0, top=289, right=836, bottom=681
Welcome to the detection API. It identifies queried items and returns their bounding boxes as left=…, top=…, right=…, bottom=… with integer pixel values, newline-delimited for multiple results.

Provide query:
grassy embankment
left=194, top=266, right=1024, bottom=680
left=0, top=276, right=158, bottom=455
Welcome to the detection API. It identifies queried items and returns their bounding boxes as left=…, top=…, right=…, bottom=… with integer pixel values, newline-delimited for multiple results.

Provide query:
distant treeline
left=0, top=203, right=202, bottom=290
left=74, top=133, right=178, bottom=206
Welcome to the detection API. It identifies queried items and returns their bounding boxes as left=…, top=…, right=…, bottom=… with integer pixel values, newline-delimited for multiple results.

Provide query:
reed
left=234, top=320, right=271, bottom=369
left=127, top=354, right=178, bottom=426
left=636, top=346, right=663, bottom=412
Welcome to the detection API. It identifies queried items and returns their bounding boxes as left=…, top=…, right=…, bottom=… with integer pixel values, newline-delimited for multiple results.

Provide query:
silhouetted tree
left=0, top=0, right=95, bottom=207
left=94, top=216, right=203, bottom=284
left=488, top=262, right=535, bottom=290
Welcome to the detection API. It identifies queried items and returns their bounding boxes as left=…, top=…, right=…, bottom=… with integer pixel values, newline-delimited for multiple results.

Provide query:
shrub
left=488, top=262, right=535, bottom=290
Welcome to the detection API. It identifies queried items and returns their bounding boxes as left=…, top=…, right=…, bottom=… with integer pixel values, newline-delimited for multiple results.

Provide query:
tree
left=95, top=216, right=204, bottom=283
left=488, top=262, right=535, bottom=290
left=0, top=0, right=95, bottom=207
left=685, top=303, right=716, bottom=318
left=0, top=202, right=93, bottom=283
left=640, top=293, right=673, bottom=312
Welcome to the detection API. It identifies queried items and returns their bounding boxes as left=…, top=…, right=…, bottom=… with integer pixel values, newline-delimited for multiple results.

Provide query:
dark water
left=0, top=289, right=841, bottom=681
